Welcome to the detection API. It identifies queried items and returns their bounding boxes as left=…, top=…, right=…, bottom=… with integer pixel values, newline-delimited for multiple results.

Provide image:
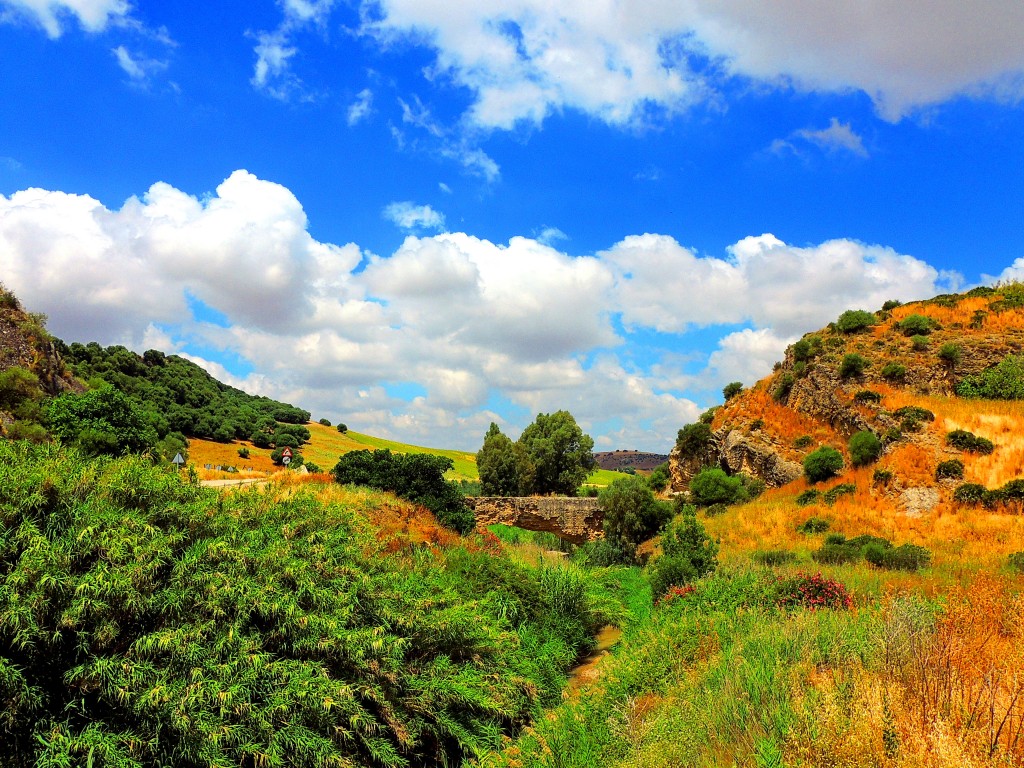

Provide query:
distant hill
left=670, top=284, right=1024, bottom=516
left=594, top=450, right=669, bottom=471
left=61, top=342, right=310, bottom=442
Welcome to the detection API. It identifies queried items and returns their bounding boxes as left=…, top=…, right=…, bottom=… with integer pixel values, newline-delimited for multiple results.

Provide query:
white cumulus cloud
left=0, top=170, right=980, bottom=451
left=382, top=201, right=446, bottom=231
left=358, top=0, right=1024, bottom=128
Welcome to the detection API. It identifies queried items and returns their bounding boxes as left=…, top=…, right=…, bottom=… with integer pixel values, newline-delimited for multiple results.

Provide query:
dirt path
left=199, top=477, right=269, bottom=489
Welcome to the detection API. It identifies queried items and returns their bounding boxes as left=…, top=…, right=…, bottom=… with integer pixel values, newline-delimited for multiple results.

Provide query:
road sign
left=281, top=447, right=293, bottom=458
left=282, top=457, right=291, bottom=465
left=172, top=453, right=185, bottom=468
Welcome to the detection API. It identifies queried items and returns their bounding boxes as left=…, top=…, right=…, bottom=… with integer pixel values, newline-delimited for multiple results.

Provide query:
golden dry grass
left=187, top=421, right=482, bottom=481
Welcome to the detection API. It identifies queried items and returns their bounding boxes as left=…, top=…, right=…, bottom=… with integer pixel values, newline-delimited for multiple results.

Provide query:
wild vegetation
left=0, top=441, right=622, bottom=768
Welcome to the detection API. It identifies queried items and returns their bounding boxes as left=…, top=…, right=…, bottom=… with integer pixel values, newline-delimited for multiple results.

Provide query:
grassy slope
left=483, top=290, right=1024, bottom=768
left=189, top=422, right=629, bottom=487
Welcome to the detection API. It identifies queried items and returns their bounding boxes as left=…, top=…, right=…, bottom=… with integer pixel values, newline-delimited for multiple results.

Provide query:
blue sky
left=2, top=0, right=1024, bottom=452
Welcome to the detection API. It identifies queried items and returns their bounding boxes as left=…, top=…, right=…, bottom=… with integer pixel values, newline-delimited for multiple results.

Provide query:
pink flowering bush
left=657, top=584, right=696, bottom=606
left=775, top=572, right=853, bottom=611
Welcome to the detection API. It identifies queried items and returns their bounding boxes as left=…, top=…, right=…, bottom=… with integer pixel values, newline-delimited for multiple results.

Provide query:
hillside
left=189, top=423, right=630, bottom=486
left=670, top=285, right=1024, bottom=517
left=594, top=450, right=669, bottom=472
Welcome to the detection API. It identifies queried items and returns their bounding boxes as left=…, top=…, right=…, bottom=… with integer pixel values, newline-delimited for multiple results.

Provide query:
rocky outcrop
left=0, top=292, right=80, bottom=398
left=720, top=430, right=804, bottom=486
left=467, top=497, right=604, bottom=543
left=669, top=428, right=802, bottom=492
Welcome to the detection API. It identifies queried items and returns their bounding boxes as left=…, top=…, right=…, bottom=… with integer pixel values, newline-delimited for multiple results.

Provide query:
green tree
left=600, top=475, right=672, bottom=561
left=476, top=423, right=534, bottom=496
left=675, top=421, right=712, bottom=459
left=722, top=381, right=743, bottom=400
left=647, top=462, right=671, bottom=493
left=45, top=385, right=156, bottom=456
left=517, top=410, right=595, bottom=495
left=804, top=446, right=845, bottom=484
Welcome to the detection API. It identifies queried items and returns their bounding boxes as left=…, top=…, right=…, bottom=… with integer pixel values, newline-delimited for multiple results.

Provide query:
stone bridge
left=467, top=496, right=605, bottom=543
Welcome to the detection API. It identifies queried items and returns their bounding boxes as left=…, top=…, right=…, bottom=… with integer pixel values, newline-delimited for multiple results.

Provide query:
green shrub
left=804, top=447, right=844, bottom=484
left=824, top=533, right=847, bottom=545
left=935, top=459, right=964, bottom=480
left=793, top=435, right=813, bottom=449
left=898, top=314, right=939, bottom=336
left=839, top=353, right=870, bottom=378
left=911, top=334, right=930, bottom=351
left=836, top=309, right=877, bottom=334
left=937, top=343, right=961, bottom=366
left=956, top=354, right=1024, bottom=400
left=649, top=512, right=719, bottom=598
left=738, top=473, right=766, bottom=500
left=797, top=516, right=830, bottom=534
left=318, top=417, right=331, bottom=426
left=1000, top=478, right=1024, bottom=501
left=853, top=390, right=882, bottom=403
left=337, top=423, right=348, bottom=433
left=811, top=544, right=861, bottom=565
left=795, top=489, right=820, bottom=507
left=690, top=467, right=746, bottom=506
left=946, top=429, right=994, bottom=455
left=773, top=372, right=795, bottom=401
left=648, top=556, right=697, bottom=599
left=881, top=362, right=907, bottom=380
left=953, top=482, right=987, bottom=504
left=237, top=446, right=250, bottom=459
left=753, top=550, right=796, bottom=567
left=893, top=406, right=935, bottom=422
left=1009, top=552, right=1024, bottom=573
left=865, top=543, right=932, bottom=571
left=750, top=418, right=765, bottom=430
left=982, top=488, right=1007, bottom=508
left=873, top=468, right=894, bottom=485
left=723, top=381, right=743, bottom=400
left=881, top=299, right=902, bottom=311
left=774, top=572, right=853, bottom=610
left=822, top=482, right=857, bottom=505
left=849, top=431, right=882, bottom=466
left=791, top=339, right=813, bottom=361
left=573, top=538, right=631, bottom=566
left=332, top=449, right=474, bottom=533
left=846, top=534, right=892, bottom=549
left=971, top=309, right=988, bottom=329
left=700, top=407, right=719, bottom=424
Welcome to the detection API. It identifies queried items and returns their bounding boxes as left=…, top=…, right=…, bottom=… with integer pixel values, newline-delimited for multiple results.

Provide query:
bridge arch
left=467, top=496, right=605, bottom=544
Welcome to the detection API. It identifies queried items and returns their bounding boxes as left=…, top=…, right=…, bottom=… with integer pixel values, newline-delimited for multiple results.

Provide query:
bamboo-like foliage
left=0, top=441, right=611, bottom=767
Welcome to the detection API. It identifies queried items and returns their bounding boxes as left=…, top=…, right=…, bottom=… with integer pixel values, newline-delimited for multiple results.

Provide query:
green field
left=302, top=422, right=481, bottom=481
left=302, top=423, right=630, bottom=487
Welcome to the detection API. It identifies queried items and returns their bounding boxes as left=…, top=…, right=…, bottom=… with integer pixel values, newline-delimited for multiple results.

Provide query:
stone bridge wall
left=467, top=496, right=605, bottom=543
